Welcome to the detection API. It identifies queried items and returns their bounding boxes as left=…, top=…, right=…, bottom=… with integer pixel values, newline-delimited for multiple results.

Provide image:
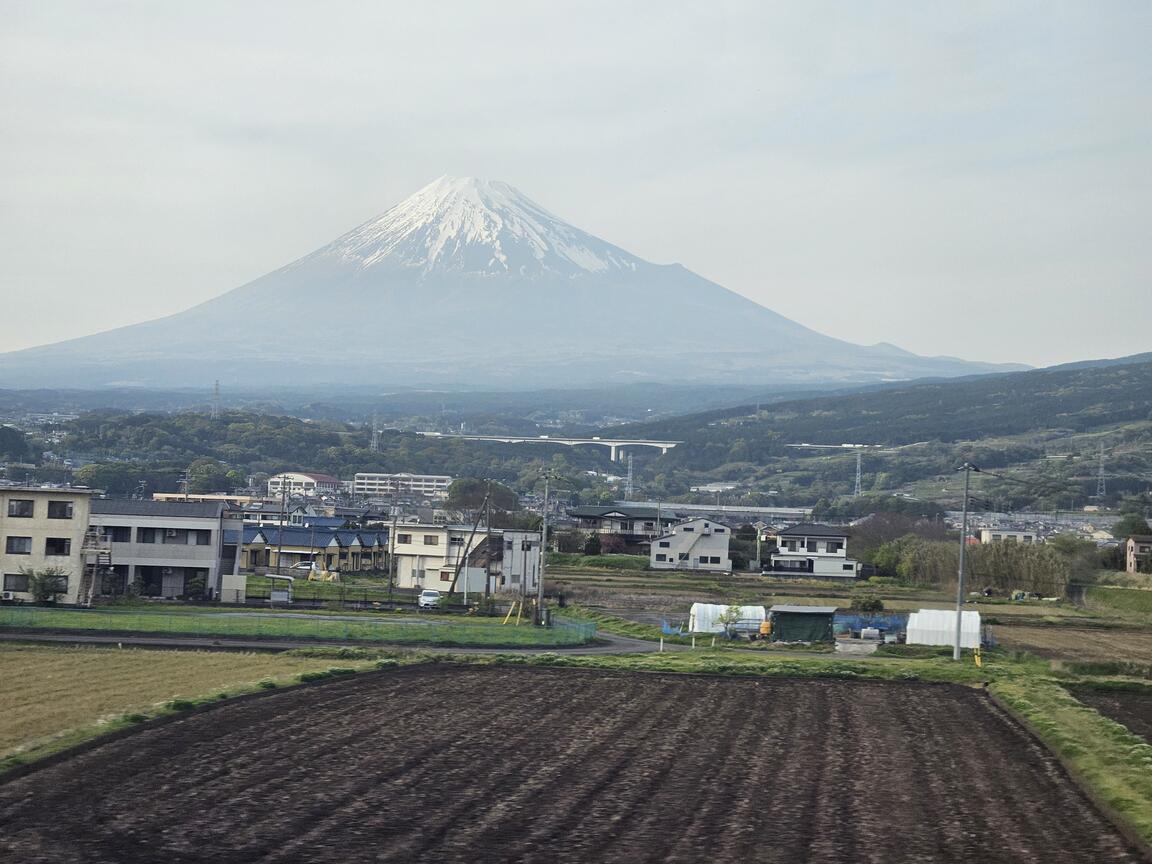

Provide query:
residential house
left=767, top=523, right=860, bottom=580
left=89, top=499, right=244, bottom=602
left=568, top=505, right=680, bottom=552
left=1128, top=535, right=1152, bottom=574
left=0, top=486, right=96, bottom=604
left=650, top=518, right=732, bottom=572
left=242, top=526, right=388, bottom=575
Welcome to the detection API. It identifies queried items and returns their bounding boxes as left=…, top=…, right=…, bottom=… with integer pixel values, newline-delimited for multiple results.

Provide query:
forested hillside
left=615, top=359, right=1152, bottom=470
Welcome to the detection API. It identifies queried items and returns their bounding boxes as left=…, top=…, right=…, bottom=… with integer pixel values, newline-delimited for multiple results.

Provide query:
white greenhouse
left=688, top=603, right=766, bottom=634
left=905, top=609, right=982, bottom=649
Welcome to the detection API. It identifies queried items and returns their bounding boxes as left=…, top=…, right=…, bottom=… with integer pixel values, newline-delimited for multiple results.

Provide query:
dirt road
left=0, top=666, right=1143, bottom=863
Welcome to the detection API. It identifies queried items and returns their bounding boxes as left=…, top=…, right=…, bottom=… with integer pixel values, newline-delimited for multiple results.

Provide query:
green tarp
left=770, top=610, right=834, bottom=643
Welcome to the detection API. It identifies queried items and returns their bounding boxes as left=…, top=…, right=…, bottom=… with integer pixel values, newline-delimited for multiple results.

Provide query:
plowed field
left=0, top=666, right=1143, bottom=863
left=1072, top=685, right=1152, bottom=742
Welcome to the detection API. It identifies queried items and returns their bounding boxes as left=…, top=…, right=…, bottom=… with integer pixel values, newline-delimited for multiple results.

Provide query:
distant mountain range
left=0, top=176, right=1026, bottom=389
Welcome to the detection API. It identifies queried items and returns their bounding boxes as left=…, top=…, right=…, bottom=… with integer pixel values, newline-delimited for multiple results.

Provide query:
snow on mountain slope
left=306, top=176, right=644, bottom=277
left=0, top=176, right=1028, bottom=388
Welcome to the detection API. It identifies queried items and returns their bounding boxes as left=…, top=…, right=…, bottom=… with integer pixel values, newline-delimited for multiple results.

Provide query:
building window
left=843, top=563, right=854, bottom=571
left=658, top=541, right=670, bottom=548
left=505, top=540, right=514, bottom=550
left=440, top=570, right=452, bottom=581
left=678, top=553, right=689, bottom=561
left=396, top=533, right=412, bottom=544
left=102, top=526, right=131, bottom=543
left=47, top=501, right=74, bottom=519
left=682, top=526, right=694, bottom=532
left=194, top=530, right=212, bottom=546
left=827, top=542, right=842, bottom=553
left=806, top=540, right=817, bottom=552
left=45, top=538, right=71, bottom=556
left=710, top=556, right=721, bottom=564
left=655, top=554, right=666, bottom=562
left=449, top=536, right=464, bottom=545
left=5, top=536, right=32, bottom=555
left=714, top=528, right=725, bottom=534
left=4, top=573, right=30, bottom=592
left=698, top=556, right=709, bottom=563
left=138, top=528, right=159, bottom=544
left=7, top=499, right=34, bottom=518
left=423, top=535, right=439, bottom=546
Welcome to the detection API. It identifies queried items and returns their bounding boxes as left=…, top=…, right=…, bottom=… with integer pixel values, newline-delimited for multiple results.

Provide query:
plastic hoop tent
left=906, top=609, right=981, bottom=648
left=688, top=603, right=766, bottom=633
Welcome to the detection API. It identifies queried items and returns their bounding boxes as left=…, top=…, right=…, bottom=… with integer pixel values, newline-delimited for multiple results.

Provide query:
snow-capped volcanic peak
left=320, top=176, right=643, bottom=277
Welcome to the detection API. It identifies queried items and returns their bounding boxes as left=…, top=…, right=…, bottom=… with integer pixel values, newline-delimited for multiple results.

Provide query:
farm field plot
left=1072, top=686, right=1152, bottom=743
left=993, top=625, right=1152, bottom=663
left=0, top=665, right=1142, bottom=863
left=0, top=644, right=350, bottom=761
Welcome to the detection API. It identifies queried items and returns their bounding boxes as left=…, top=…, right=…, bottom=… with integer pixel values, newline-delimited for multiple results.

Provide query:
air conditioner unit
left=1, top=591, right=14, bottom=601
left=166, top=529, right=179, bottom=537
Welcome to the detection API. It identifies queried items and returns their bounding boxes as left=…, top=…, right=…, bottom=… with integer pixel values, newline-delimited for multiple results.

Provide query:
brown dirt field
left=1072, top=686, right=1152, bottom=743
left=0, top=666, right=1144, bottom=864
left=994, top=625, right=1152, bottom=663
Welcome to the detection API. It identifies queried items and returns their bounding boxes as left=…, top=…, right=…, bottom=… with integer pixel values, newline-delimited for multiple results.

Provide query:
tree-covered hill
left=611, top=358, right=1152, bottom=471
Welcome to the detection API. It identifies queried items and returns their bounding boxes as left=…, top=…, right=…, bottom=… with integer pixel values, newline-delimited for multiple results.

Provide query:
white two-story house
left=650, top=518, right=732, bottom=572
left=767, top=523, right=859, bottom=580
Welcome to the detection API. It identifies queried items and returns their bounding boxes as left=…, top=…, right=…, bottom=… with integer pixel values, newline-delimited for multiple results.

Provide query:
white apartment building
left=1, top=487, right=96, bottom=604
left=390, top=525, right=542, bottom=596
left=391, top=524, right=487, bottom=592
left=650, top=518, right=732, bottom=572
left=267, top=472, right=342, bottom=498
left=354, top=472, right=453, bottom=500
left=979, top=528, right=1041, bottom=545
left=89, top=499, right=244, bottom=601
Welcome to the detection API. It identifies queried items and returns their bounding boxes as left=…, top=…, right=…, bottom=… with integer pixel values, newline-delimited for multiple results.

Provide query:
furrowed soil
left=0, top=666, right=1143, bottom=864
left=994, top=625, right=1152, bottom=663
left=1071, top=685, right=1152, bottom=743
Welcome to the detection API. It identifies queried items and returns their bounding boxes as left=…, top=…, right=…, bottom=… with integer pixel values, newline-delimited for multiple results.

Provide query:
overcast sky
left=2, top=1, right=1149, bottom=368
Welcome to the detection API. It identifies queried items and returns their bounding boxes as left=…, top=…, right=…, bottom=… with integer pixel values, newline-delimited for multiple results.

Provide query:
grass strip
left=0, top=607, right=595, bottom=648
left=991, top=677, right=1152, bottom=851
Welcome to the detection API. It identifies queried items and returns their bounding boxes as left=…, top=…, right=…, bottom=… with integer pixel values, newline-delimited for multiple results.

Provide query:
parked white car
left=418, top=589, right=442, bottom=610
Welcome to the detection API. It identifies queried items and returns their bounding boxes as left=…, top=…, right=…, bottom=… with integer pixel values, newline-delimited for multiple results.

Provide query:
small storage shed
left=688, top=603, right=766, bottom=634
left=768, top=605, right=837, bottom=643
left=906, top=609, right=981, bottom=648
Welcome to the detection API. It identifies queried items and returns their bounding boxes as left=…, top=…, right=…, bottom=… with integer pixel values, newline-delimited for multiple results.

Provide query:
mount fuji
left=0, top=177, right=1023, bottom=388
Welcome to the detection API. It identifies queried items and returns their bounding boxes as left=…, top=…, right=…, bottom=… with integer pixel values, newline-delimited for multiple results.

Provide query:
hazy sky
left=2, top=1, right=1149, bottom=368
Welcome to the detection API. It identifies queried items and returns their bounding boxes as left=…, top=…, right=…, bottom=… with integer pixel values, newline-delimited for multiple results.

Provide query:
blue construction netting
left=833, top=613, right=908, bottom=635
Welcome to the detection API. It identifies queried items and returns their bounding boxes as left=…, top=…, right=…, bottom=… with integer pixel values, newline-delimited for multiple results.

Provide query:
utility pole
left=387, top=489, right=399, bottom=602
left=953, top=463, right=976, bottom=661
left=484, top=480, right=492, bottom=601
left=537, top=473, right=549, bottom=625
